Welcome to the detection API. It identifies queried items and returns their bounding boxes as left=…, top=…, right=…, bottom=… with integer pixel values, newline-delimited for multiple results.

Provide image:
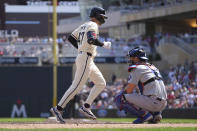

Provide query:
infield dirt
left=0, top=119, right=197, bottom=129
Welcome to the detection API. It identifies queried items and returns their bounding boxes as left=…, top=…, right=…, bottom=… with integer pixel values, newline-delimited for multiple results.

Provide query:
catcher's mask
left=127, top=47, right=148, bottom=64
left=89, top=7, right=108, bottom=24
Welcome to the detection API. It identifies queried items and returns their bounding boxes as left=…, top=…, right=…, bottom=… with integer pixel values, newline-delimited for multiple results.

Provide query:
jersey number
left=78, top=32, right=85, bottom=45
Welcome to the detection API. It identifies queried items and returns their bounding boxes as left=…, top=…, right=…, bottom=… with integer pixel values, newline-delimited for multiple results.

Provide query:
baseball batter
left=50, top=7, right=111, bottom=124
left=115, top=47, right=167, bottom=124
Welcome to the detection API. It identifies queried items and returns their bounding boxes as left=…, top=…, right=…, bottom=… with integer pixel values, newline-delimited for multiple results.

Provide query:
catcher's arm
left=125, top=83, right=136, bottom=94
left=115, top=83, right=136, bottom=110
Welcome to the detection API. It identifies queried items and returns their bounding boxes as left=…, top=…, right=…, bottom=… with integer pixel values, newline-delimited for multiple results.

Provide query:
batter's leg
left=58, top=54, right=91, bottom=109
left=51, top=54, right=91, bottom=123
left=79, top=63, right=106, bottom=120
left=86, top=63, right=106, bottom=105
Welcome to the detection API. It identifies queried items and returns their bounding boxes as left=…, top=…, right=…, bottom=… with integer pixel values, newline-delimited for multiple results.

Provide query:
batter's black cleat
left=79, top=106, right=97, bottom=120
left=50, top=107, right=65, bottom=124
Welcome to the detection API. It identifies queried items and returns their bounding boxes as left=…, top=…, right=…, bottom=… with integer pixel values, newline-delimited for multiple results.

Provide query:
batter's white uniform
left=58, top=21, right=106, bottom=108
left=125, top=63, right=167, bottom=112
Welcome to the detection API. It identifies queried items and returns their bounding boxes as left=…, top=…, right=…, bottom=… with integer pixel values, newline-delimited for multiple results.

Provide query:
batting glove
left=103, top=41, right=111, bottom=49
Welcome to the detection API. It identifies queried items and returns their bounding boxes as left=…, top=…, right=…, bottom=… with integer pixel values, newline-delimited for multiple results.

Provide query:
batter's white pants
left=58, top=52, right=106, bottom=108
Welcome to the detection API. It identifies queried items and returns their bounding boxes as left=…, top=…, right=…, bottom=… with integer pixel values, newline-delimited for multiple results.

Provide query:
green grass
left=0, top=118, right=197, bottom=123
left=0, top=128, right=197, bottom=131
left=98, top=118, right=197, bottom=123
left=0, top=118, right=46, bottom=123
left=161, top=118, right=197, bottom=123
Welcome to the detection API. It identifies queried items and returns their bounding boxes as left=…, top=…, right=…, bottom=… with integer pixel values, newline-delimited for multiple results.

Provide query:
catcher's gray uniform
left=125, top=63, right=167, bottom=112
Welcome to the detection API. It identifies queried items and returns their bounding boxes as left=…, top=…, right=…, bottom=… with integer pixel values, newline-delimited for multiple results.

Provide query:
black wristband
left=68, top=35, right=78, bottom=49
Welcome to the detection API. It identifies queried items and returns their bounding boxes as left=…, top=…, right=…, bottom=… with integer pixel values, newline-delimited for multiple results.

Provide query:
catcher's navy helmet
left=127, top=47, right=148, bottom=60
left=89, top=7, right=107, bottom=24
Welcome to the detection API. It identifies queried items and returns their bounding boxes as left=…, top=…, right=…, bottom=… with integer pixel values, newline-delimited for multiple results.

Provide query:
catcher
left=115, top=47, right=167, bottom=124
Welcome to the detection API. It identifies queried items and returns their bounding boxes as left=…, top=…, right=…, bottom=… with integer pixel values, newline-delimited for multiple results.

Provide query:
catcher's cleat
left=133, top=113, right=153, bottom=124
left=79, top=106, right=97, bottom=120
left=50, top=107, right=65, bottom=124
left=148, top=112, right=162, bottom=124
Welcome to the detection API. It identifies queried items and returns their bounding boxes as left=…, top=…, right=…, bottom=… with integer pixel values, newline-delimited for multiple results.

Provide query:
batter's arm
left=68, top=34, right=78, bottom=49
left=87, top=31, right=104, bottom=46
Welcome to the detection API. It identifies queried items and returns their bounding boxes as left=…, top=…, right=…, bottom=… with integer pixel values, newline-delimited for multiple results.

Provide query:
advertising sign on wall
left=59, top=57, right=127, bottom=64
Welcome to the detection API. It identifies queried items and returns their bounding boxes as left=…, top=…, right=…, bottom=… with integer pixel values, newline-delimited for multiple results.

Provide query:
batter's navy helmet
left=89, top=7, right=107, bottom=24
left=127, top=47, right=148, bottom=60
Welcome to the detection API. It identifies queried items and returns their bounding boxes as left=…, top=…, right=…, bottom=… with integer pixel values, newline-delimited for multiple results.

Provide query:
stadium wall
left=76, top=108, right=197, bottom=119
left=0, top=66, right=72, bottom=118
left=0, top=66, right=196, bottom=118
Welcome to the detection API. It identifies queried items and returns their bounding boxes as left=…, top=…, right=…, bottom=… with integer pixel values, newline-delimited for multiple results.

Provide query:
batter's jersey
left=128, top=63, right=167, bottom=100
left=71, top=21, right=99, bottom=57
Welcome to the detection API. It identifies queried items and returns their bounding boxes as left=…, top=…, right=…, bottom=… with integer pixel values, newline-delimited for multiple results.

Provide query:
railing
left=59, top=16, right=82, bottom=25
left=159, top=36, right=197, bottom=55
left=61, top=45, right=127, bottom=57
left=0, top=41, right=151, bottom=57
left=180, top=35, right=197, bottom=44
left=0, top=43, right=52, bottom=57
left=119, top=0, right=197, bottom=14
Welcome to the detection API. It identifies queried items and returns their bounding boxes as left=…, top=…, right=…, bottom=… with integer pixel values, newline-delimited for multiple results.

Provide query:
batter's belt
left=79, top=51, right=92, bottom=56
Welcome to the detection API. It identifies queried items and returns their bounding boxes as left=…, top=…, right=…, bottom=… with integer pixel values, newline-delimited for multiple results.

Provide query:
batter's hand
left=103, top=41, right=111, bottom=49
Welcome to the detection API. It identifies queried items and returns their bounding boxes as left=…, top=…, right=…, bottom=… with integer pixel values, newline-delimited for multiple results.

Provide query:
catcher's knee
left=115, top=92, right=146, bottom=117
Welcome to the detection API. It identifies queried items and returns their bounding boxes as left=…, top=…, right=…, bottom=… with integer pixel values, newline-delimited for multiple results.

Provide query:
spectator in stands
left=0, top=49, right=3, bottom=56
left=111, top=73, right=117, bottom=84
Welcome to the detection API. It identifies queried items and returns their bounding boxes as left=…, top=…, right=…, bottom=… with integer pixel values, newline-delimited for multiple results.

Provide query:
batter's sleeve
left=87, top=23, right=104, bottom=46
left=88, top=23, right=98, bottom=33
left=68, top=35, right=78, bottom=49
left=67, top=27, right=80, bottom=49
left=71, top=27, right=79, bottom=40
